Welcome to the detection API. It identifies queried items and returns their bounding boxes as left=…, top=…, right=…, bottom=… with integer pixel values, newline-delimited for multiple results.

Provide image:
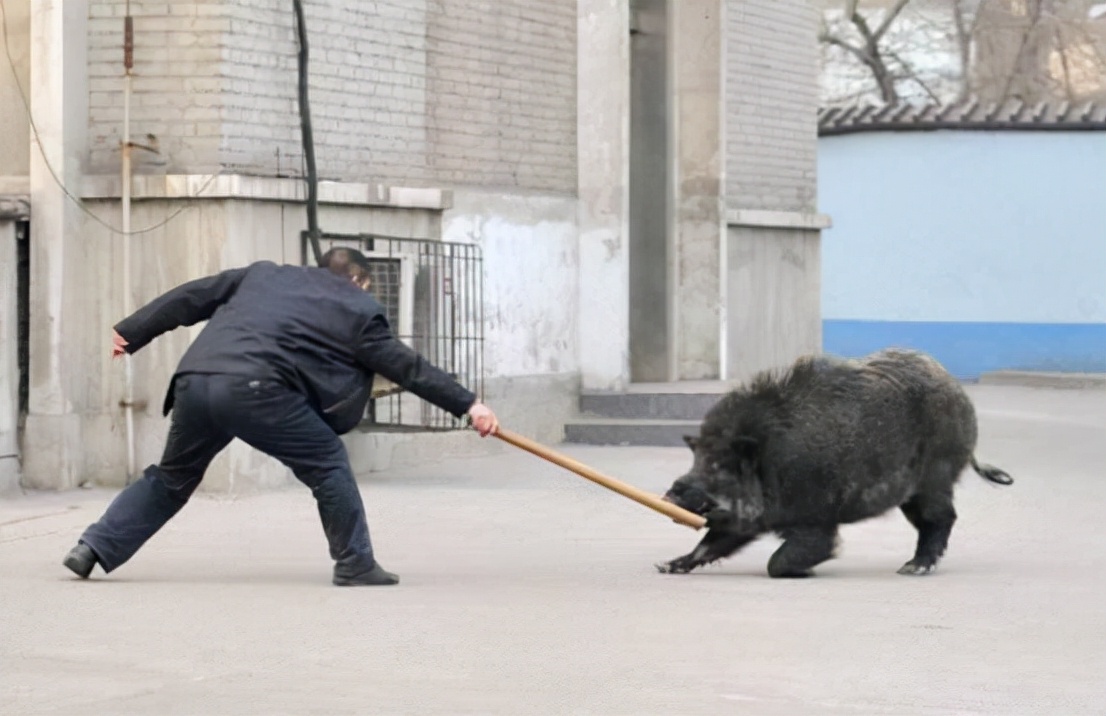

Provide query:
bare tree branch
left=1055, top=26, right=1075, bottom=102
left=885, top=47, right=943, bottom=103
left=820, top=31, right=877, bottom=69
left=820, top=0, right=1106, bottom=108
left=872, top=0, right=912, bottom=42
left=999, top=0, right=1044, bottom=101
left=952, top=0, right=973, bottom=100
left=840, top=2, right=902, bottom=103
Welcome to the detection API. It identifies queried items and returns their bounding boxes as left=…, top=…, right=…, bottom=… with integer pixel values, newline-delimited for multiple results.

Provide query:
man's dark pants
left=79, top=373, right=376, bottom=575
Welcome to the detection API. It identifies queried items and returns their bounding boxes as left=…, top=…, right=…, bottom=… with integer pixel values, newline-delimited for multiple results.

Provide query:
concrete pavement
left=1, top=384, right=1105, bottom=715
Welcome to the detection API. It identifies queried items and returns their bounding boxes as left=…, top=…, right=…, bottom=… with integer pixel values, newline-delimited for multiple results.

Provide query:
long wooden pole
left=492, top=428, right=706, bottom=530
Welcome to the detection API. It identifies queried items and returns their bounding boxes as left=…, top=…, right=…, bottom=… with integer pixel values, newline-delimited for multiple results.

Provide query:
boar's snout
left=663, top=480, right=718, bottom=516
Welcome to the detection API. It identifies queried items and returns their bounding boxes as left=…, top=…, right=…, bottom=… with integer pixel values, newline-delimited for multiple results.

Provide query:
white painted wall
left=819, top=130, right=1106, bottom=324
left=441, top=190, right=579, bottom=379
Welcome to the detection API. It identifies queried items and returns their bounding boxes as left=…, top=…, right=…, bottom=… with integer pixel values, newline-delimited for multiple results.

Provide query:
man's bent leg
left=207, top=376, right=395, bottom=585
left=71, top=375, right=232, bottom=576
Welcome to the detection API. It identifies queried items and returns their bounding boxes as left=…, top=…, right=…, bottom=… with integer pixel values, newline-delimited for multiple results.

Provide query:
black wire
left=293, top=0, right=323, bottom=266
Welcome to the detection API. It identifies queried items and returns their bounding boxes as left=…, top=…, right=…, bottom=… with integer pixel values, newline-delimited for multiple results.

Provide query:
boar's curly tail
left=970, top=456, right=1014, bottom=485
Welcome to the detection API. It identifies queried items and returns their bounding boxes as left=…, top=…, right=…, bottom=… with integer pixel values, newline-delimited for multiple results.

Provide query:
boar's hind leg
left=655, top=531, right=756, bottom=574
left=897, top=491, right=957, bottom=575
left=766, top=525, right=838, bottom=578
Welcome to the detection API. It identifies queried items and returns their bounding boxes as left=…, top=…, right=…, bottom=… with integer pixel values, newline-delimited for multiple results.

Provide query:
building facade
left=0, top=0, right=825, bottom=493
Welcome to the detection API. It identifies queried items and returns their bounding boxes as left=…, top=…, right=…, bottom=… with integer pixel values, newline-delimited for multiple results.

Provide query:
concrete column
left=577, top=0, right=631, bottom=391
left=668, top=0, right=725, bottom=380
left=0, top=219, right=21, bottom=492
left=22, top=0, right=90, bottom=489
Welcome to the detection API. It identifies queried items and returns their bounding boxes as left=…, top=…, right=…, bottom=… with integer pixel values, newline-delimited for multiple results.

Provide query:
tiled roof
left=818, top=96, right=1106, bottom=135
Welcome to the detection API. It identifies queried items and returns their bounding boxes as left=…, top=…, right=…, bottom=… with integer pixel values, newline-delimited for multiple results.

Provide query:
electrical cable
left=0, top=0, right=221, bottom=236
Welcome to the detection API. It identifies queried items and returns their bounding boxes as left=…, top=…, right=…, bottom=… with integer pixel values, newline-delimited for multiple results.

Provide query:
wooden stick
left=492, top=427, right=706, bottom=530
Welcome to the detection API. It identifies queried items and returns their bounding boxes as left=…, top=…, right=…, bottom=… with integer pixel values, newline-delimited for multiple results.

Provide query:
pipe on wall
left=121, top=5, right=136, bottom=483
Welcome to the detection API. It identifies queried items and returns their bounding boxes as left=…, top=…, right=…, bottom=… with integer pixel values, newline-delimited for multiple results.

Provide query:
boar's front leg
left=656, top=529, right=756, bottom=574
left=766, top=525, right=840, bottom=578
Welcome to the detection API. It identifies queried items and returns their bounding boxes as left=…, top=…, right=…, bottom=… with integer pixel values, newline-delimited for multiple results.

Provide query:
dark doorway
left=17, top=219, right=28, bottom=419
left=629, top=0, right=670, bottom=383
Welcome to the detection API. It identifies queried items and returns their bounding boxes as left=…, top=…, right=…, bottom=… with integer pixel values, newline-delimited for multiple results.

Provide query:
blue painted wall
left=817, top=130, right=1106, bottom=379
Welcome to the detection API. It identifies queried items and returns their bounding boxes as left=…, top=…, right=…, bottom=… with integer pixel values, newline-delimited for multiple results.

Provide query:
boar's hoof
left=767, top=567, right=815, bottom=579
left=655, top=559, right=692, bottom=575
left=897, top=560, right=937, bottom=576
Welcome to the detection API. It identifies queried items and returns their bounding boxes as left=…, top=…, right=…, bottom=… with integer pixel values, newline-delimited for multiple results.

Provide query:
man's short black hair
left=320, top=247, right=372, bottom=280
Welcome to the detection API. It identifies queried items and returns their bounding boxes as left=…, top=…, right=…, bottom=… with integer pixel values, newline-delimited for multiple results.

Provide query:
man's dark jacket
left=114, top=260, right=476, bottom=434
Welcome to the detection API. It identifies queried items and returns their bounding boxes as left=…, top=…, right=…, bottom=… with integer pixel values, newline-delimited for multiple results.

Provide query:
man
left=62, top=247, right=499, bottom=586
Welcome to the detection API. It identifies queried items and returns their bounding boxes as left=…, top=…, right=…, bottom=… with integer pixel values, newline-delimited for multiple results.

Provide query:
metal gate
left=301, top=232, right=485, bottom=431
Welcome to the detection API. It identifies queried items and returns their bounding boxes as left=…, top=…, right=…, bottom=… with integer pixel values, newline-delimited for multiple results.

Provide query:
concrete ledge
left=0, top=175, right=30, bottom=195
left=726, top=208, right=832, bottom=231
left=80, top=174, right=453, bottom=211
left=0, top=197, right=30, bottom=219
left=978, top=370, right=1106, bottom=390
left=0, top=175, right=30, bottom=219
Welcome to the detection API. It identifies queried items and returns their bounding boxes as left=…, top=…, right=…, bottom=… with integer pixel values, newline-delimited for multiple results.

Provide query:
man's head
left=320, top=247, right=373, bottom=291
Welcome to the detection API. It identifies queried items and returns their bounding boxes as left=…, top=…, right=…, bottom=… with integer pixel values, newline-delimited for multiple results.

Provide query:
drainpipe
left=121, top=4, right=136, bottom=483
left=293, top=0, right=323, bottom=265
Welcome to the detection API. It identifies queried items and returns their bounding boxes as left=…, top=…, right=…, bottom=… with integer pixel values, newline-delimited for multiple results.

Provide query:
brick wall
left=221, top=0, right=431, bottom=183
left=86, top=0, right=576, bottom=193
left=425, top=0, right=576, bottom=193
left=87, top=1, right=226, bottom=174
left=725, top=0, right=819, bottom=212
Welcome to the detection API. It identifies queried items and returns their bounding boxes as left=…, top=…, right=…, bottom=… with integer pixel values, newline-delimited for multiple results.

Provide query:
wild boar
left=657, top=348, right=1013, bottom=578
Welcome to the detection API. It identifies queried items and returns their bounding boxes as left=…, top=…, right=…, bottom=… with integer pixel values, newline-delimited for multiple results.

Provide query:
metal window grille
left=301, top=232, right=485, bottom=432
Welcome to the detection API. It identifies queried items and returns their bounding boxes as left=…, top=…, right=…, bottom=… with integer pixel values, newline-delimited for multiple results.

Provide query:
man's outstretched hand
left=111, top=330, right=129, bottom=359
left=467, top=402, right=499, bottom=437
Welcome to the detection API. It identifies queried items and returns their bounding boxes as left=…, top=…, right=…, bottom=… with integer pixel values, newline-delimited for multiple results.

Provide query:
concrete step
left=563, top=417, right=701, bottom=447
left=579, top=384, right=729, bottom=421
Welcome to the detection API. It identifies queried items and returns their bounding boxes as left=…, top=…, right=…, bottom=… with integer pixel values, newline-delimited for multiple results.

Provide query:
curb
left=977, top=370, right=1106, bottom=390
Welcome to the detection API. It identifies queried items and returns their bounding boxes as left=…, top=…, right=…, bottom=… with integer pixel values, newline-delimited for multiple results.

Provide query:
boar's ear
left=682, top=435, right=699, bottom=451
left=733, top=435, right=759, bottom=463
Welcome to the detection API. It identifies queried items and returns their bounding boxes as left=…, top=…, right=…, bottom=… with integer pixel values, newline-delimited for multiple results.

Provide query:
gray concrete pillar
left=22, top=0, right=91, bottom=489
left=0, top=219, right=21, bottom=492
left=668, top=0, right=725, bottom=380
left=577, top=0, right=632, bottom=391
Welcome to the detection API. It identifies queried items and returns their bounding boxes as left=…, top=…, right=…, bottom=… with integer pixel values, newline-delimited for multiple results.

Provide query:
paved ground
left=2, top=384, right=1105, bottom=715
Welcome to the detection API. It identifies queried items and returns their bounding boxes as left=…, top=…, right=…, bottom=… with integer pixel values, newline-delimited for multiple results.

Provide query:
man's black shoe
left=333, top=562, right=400, bottom=586
left=63, top=543, right=98, bottom=579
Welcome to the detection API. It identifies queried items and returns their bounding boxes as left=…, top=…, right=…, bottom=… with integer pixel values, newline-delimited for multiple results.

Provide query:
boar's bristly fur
left=657, top=348, right=1013, bottom=579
